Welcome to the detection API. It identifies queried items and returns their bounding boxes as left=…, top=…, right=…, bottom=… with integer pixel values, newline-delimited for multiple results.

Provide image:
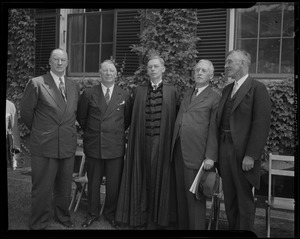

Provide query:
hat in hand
left=196, top=166, right=221, bottom=199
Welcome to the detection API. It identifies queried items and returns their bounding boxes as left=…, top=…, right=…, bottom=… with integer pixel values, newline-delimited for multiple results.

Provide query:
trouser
left=219, top=132, right=255, bottom=231
left=174, top=138, right=206, bottom=230
left=86, top=156, right=123, bottom=221
left=30, top=155, right=74, bottom=230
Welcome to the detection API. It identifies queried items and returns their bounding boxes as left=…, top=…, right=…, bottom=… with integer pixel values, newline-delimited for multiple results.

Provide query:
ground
left=4, top=143, right=296, bottom=237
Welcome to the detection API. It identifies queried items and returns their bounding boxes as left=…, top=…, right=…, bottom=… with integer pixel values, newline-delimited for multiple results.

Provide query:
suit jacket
left=76, top=84, right=132, bottom=159
left=20, top=72, right=80, bottom=158
left=217, top=76, right=271, bottom=189
left=171, top=86, right=221, bottom=169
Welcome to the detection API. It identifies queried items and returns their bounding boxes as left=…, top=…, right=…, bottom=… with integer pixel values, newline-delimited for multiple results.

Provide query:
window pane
left=85, top=45, right=99, bottom=72
left=236, top=5, right=258, bottom=38
left=101, top=44, right=113, bottom=61
left=258, top=39, right=280, bottom=73
left=69, top=15, right=84, bottom=44
left=283, top=3, right=294, bottom=37
left=70, top=45, right=83, bottom=72
left=86, top=15, right=100, bottom=43
left=236, top=39, right=257, bottom=73
left=102, top=14, right=114, bottom=42
left=259, top=3, right=282, bottom=38
left=281, top=38, right=294, bottom=73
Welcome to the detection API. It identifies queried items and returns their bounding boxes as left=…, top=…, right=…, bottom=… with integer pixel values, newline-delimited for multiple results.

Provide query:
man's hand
left=242, top=155, right=254, bottom=171
left=203, top=158, right=214, bottom=170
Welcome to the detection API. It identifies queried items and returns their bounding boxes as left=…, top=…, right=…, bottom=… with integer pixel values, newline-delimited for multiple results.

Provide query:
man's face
left=100, top=62, right=117, bottom=84
left=225, top=52, right=243, bottom=79
left=147, top=59, right=165, bottom=81
left=49, top=50, right=68, bottom=75
left=194, top=61, right=213, bottom=86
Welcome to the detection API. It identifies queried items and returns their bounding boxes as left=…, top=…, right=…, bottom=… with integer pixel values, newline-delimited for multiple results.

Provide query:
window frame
left=67, top=10, right=116, bottom=77
left=234, top=2, right=294, bottom=79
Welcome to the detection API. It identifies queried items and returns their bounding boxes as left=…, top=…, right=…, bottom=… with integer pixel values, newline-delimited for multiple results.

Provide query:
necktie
left=59, top=78, right=67, bottom=102
left=105, top=88, right=110, bottom=105
left=153, top=84, right=158, bottom=91
left=191, top=88, right=199, bottom=101
left=231, top=81, right=238, bottom=98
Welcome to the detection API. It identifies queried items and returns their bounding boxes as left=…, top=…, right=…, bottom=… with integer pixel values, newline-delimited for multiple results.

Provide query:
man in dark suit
left=171, top=59, right=221, bottom=230
left=217, top=49, right=271, bottom=232
left=76, top=60, right=132, bottom=228
left=20, top=48, right=80, bottom=230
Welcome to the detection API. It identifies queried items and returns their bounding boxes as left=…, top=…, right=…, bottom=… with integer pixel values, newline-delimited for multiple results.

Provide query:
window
left=235, top=2, right=294, bottom=76
left=67, top=10, right=115, bottom=76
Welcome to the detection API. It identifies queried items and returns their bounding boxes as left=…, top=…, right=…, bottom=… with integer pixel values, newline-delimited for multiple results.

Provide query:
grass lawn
left=4, top=149, right=295, bottom=237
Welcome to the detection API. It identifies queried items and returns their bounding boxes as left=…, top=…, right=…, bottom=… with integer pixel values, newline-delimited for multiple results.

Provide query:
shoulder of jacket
left=210, top=87, right=222, bottom=97
left=163, top=81, right=175, bottom=86
left=138, top=81, right=149, bottom=87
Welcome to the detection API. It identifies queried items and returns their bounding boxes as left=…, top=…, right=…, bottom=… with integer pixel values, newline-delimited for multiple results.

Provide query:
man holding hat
left=170, top=59, right=221, bottom=230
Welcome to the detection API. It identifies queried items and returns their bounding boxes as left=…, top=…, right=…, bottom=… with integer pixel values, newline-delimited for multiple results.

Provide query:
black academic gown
left=115, top=81, right=179, bottom=227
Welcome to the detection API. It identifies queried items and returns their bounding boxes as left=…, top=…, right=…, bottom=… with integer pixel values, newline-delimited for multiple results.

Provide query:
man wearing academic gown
left=115, top=55, right=180, bottom=229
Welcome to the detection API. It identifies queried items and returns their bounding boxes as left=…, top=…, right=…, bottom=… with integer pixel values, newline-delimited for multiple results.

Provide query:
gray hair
left=195, top=59, right=214, bottom=73
left=99, top=60, right=117, bottom=71
left=227, top=49, right=251, bottom=67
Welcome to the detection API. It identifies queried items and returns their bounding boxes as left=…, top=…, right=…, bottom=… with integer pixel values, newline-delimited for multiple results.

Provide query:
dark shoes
left=106, top=218, right=120, bottom=228
left=81, top=216, right=98, bottom=228
left=56, top=220, right=75, bottom=228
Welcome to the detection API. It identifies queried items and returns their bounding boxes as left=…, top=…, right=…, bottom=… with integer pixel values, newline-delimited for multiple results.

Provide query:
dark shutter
left=196, top=9, right=227, bottom=76
left=34, top=9, right=59, bottom=76
left=115, top=10, right=140, bottom=76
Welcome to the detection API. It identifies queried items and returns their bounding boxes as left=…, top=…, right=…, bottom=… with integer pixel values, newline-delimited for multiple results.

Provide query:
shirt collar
left=50, top=71, right=65, bottom=86
left=101, top=83, right=114, bottom=95
left=195, top=84, right=209, bottom=96
left=151, top=80, right=162, bottom=89
left=235, top=74, right=248, bottom=88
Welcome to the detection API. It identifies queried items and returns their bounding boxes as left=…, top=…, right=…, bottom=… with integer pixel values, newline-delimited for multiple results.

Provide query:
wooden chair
left=69, top=150, right=88, bottom=212
left=69, top=145, right=106, bottom=214
left=266, top=153, right=294, bottom=237
left=207, top=174, right=223, bottom=230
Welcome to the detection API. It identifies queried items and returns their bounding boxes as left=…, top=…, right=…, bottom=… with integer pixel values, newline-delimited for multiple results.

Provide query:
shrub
left=7, top=9, right=36, bottom=137
left=264, top=77, right=295, bottom=157
left=127, top=9, right=200, bottom=95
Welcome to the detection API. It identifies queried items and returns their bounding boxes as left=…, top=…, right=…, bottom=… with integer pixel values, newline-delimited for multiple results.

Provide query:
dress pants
left=86, top=156, right=123, bottom=221
left=174, top=138, right=206, bottom=230
left=29, top=155, right=74, bottom=230
left=219, top=132, right=255, bottom=231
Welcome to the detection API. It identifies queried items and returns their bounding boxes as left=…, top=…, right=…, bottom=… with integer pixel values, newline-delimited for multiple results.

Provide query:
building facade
left=33, top=3, right=295, bottom=82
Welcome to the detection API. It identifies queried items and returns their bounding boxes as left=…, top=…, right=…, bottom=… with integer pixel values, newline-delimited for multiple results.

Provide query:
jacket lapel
left=187, top=86, right=210, bottom=110
left=91, top=84, right=107, bottom=114
left=103, top=85, right=123, bottom=119
left=217, top=83, right=232, bottom=125
left=42, top=72, right=66, bottom=111
left=231, top=77, right=252, bottom=113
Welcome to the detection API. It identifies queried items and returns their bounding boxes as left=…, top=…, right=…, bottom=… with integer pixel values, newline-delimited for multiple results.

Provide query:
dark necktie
left=59, top=78, right=67, bottom=102
left=105, top=88, right=110, bottom=105
left=191, top=88, right=199, bottom=101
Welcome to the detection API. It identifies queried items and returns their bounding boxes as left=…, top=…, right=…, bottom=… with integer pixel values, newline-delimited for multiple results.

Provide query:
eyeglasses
left=52, top=58, right=68, bottom=63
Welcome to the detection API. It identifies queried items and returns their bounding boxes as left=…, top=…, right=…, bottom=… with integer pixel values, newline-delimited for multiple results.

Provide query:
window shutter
left=34, top=9, right=59, bottom=76
left=196, top=9, right=227, bottom=76
left=115, top=10, right=140, bottom=76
